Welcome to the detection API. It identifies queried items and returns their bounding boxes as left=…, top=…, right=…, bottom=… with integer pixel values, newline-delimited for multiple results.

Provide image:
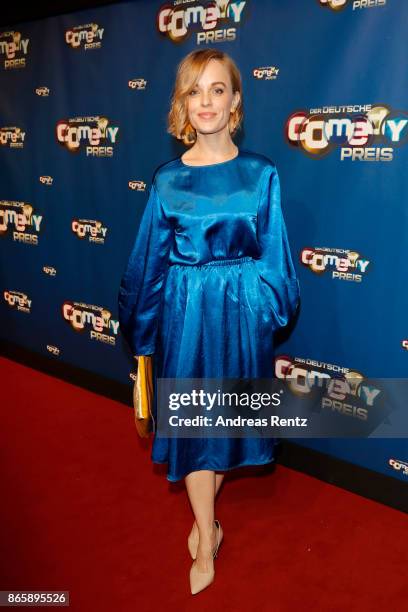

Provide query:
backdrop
left=1, top=0, right=407, bottom=484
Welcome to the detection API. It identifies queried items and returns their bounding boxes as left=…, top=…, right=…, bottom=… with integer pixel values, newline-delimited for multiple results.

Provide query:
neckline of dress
left=179, top=148, right=241, bottom=168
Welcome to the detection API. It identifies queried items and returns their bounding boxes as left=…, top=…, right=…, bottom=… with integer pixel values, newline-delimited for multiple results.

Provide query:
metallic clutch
left=133, top=355, right=154, bottom=438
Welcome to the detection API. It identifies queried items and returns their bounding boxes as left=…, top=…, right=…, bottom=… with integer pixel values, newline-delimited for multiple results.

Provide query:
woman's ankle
left=198, top=524, right=216, bottom=545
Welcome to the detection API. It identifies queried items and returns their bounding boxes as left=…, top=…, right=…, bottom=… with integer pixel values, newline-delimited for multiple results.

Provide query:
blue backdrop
left=1, top=0, right=407, bottom=483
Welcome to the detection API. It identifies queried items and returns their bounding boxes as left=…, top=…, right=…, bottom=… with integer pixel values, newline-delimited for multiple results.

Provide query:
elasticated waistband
left=169, top=256, right=253, bottom=268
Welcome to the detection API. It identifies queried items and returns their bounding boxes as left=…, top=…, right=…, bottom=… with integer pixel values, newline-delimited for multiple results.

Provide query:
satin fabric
left=118, top=148, right=300, bottom=482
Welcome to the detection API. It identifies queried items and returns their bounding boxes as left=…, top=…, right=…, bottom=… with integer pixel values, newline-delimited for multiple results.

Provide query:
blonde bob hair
left=167, top=48, right=243, bottom=146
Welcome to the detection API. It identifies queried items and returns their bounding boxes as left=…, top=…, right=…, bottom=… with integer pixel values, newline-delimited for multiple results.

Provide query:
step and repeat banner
left=1, top=0, right=407, bottom=483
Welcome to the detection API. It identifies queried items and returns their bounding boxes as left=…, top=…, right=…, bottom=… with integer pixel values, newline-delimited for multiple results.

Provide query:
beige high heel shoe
left=188, top=519, right=223, bottom=560
left=189, top=520, right=222, bottom=595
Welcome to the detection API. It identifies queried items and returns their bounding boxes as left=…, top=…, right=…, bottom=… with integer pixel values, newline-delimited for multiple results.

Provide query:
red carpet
left=1, top=355, right=406, bottom=611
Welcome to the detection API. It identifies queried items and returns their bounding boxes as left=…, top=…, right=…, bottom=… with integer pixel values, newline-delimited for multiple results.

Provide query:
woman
left=118, top=48, right=300, bottom=595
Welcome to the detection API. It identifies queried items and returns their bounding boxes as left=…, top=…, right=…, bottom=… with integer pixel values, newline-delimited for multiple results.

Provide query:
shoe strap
left=213, top=519, right=221, bottom=557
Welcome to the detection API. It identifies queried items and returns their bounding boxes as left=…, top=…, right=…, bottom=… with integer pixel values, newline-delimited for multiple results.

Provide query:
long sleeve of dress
left=254, top=164, right=300, bottom=328
left=118, top=179, right=173, bottom=356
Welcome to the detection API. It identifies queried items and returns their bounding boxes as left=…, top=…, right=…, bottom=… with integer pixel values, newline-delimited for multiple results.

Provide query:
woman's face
left=186, top=59, right=239, bottom=137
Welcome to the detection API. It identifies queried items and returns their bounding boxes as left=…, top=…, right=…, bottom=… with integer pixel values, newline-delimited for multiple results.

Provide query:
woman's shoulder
left=239, top=148, right=277, bottom=174
left=150, top=156, right=180, bottom=183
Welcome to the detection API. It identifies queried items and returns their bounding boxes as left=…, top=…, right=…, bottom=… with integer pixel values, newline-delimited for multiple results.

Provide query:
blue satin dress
left=118, top=148, right=300, bottom=482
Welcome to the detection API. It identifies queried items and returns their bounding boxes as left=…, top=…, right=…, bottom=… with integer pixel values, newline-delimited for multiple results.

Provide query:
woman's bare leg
left=188, top=472, right=225, bottom=542
left=215, top=472, right=225, bottom=494
left=185, top=470, right=221, bottom=570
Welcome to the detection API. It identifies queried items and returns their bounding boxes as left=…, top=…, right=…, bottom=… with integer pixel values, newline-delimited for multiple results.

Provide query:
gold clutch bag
left=133, top=355, right=154, bottom=438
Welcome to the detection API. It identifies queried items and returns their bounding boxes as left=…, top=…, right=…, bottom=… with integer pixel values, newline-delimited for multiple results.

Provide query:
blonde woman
left=118, top=48, right=300, bottom=594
